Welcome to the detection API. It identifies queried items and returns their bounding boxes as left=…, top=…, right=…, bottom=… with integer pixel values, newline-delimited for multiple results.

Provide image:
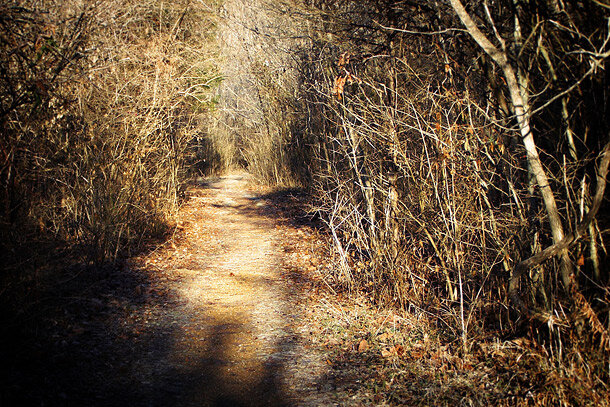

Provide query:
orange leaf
left=358, top=339, right=369, bottom=352
left=338, top=52, right=350, bottom=68
left=332, top=76, right=347, bottom=98
left=577, top=253, right=585, bottom=266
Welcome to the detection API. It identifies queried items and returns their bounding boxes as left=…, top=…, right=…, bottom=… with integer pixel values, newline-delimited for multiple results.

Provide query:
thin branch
left=592, top=0, right=610, bottom=10
left=373, top=20, right=466, bottom=36
left=529, top=62, right=601, bottom=117
left=483, top=0, right=506, bottom=52
left=448, top=0, right=509, bottom=69
left=509, top=140, right=610, bottom=315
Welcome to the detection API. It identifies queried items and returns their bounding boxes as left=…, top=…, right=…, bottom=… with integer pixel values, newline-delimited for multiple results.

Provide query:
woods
left=1, top=0, right=610, bottom=405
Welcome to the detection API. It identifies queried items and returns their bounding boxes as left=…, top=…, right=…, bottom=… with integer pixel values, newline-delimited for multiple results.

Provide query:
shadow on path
left=1, top=173, right=329, bottom=407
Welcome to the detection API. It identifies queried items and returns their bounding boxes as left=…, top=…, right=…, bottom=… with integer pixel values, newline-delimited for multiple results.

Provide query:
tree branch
left=448, top=0, right=509, bottom=69
left=509, top=140, right=610, bottom=315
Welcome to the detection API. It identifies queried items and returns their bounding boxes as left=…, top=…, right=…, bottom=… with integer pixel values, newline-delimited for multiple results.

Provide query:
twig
left=509, top=140, right=610, bottom=316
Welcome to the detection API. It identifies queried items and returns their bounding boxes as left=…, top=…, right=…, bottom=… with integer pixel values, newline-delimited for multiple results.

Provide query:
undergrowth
left=0, top=0, right=221, bottom=263
left=214, top=0, right=610, bottom=404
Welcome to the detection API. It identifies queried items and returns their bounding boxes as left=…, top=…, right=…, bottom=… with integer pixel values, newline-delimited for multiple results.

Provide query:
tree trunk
left=449, top=0, right=574, bottom=289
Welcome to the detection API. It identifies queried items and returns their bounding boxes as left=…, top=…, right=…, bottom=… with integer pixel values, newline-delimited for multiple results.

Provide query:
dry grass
left=206, top=0, right=315, bottom=186
left=3, top=0, right=608, bottom=404
left=211, top=0, right=610, bottom=404
left=0, top=0, right=221, bottom=262
left=310, top=289, right=610, bottom=406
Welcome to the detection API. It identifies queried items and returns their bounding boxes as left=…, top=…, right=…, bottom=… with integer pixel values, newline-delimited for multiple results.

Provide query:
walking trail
left=125, top=172, right=335, bottom=406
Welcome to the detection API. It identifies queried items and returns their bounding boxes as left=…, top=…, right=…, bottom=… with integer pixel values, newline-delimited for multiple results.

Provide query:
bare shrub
left=208, top=0, right=315, bottom=186
left=275, top=0, right=610, bottom=402
left=0, top=0, right=220, bottom=261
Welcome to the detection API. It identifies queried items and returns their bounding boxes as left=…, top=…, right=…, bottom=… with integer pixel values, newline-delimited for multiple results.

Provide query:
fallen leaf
left=358, top=339, right=369, bottom=352
left=333, top=76, right=347, bottom=99
left=410, top=349, right=424, bottom=359
left=326, top=337, right=341, bottom=347
left=378, top=331, right=395, bottom=342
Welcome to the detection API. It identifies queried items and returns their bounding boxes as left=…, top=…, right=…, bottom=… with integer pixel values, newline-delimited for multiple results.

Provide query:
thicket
left=206, top=0, right=316, bottom=184
left=214, top=0, right=610, bottom=403
left=0, top=0, right=220, bottom=264
left=4, top=0, right=607, bottom=402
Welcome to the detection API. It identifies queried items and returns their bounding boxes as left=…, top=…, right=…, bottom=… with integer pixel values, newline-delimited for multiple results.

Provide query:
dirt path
left=3, top=172, right=504, bottom=407
left=4, top=172, right=374, bottom=406
left=123, top=173, right=333, bottom=406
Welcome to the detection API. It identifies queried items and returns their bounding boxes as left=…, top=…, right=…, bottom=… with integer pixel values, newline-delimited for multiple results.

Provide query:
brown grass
left=2, top=0, right=609, bottom=404
left=0, top=0, right=221, bottom=262
left=211, top=0, right=610, bottom=404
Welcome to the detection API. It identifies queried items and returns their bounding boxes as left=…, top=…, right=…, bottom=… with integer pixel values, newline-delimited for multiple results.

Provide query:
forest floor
left=2, top=173, right=529, bottom=406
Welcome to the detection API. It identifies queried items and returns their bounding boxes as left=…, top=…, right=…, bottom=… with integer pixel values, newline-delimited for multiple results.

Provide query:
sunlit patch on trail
left=126, top=172, right=332, bottom=406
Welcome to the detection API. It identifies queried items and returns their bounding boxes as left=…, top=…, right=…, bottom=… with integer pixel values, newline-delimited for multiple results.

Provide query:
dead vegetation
left=2, top=0, right=610, bottom=405
left=213, top=0, right=610, bottom=404
left=0, top=0, right=222, bottom=402
left=0, top=0, right=220, bottom=263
